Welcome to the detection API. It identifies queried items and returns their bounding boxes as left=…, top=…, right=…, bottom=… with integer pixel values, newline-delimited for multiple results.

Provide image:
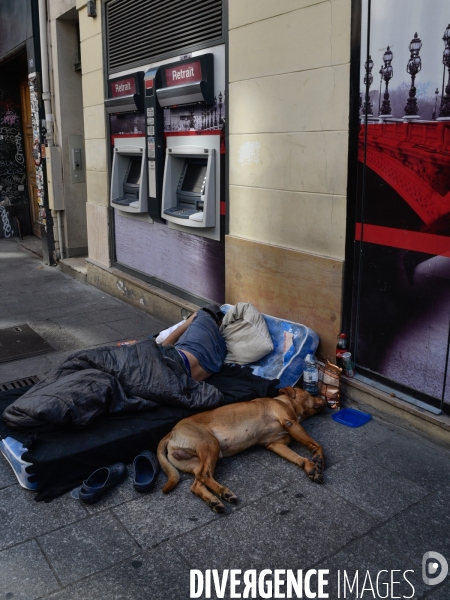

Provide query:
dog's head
left=277, top=386, right=327, bottom=420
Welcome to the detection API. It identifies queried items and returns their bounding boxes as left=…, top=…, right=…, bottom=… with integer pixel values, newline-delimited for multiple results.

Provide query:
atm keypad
left=164, top=207, right=198, bottom=219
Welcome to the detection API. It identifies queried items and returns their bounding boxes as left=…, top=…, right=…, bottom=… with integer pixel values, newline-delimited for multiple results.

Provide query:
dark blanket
left=0, top=368, right=279, bottom=502
left=3, top=339, right=224, bottom=431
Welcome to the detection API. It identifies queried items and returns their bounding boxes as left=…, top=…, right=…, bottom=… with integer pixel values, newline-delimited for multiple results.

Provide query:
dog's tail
left=157, top=434, right=180, bottom=493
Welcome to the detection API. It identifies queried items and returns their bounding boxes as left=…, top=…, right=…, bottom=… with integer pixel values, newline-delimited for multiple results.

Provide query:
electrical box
left=46, top=146, right=64, bottom=210
left=68, top=135, right=85, bottom=184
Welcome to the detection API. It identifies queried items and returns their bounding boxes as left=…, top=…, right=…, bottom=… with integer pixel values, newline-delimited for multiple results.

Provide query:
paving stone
left=30, top=319, right=125, bottom=349
left=38, top=512, right=140, bottom=585
left=311, top=535, right=429, bottom=600
left=0, top=485, right=86, bottom=551
left=107, top=316, right=166, bottom=338
left=2, top=291, right=66, bottom=315
left=22, top=319, right=88, bottom=353
left=84, top=306, right=164, bottom=326
left=0, top=354, right=56, bottom=384
left=1, top=276, right=65, bottom=295
left=425, top=580, right=450, bottom=600
left=0, top=312, right=23, bottom=330
left=324, top=455, right=429, bottom=521
left=175, top=482, right=378, bottom=572
left=252, top=412, right=394, bottom=485
left=212, top=450, right=287, bottom=507
left=370, top=485, right=450, bottom=567
left=0, top=540, right=60, bottom=600
left=45, top=545, right=191, bottom=600
left=0, top=453, right=18, bottom=490
left=362, top=429, right=450, bottom=492
left=112, top=478, right=220, bottom=549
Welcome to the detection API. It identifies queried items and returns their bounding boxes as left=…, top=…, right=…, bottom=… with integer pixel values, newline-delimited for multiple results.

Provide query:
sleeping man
left=3, top=304, right=229, bottom=431
left=159, top=304, right=227, bottom=382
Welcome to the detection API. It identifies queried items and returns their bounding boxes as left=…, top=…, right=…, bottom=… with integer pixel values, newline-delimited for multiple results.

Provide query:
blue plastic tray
left=331, top=408, right=371, bottom=428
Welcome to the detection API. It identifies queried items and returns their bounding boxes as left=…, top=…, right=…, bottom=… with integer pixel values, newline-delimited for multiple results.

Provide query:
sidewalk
left=0, top=238, right=449, bottom=600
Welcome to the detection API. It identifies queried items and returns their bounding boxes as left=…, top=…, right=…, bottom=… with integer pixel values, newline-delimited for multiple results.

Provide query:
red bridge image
left=357, top=121, right=450, bottom=257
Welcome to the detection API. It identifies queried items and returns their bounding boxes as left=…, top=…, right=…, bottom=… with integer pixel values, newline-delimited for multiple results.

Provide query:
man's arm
left=161, top=312, right=197, bottom=346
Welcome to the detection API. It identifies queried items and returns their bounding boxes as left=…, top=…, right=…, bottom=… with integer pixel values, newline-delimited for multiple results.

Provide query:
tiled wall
left=227, top=0, right=351, bottom=357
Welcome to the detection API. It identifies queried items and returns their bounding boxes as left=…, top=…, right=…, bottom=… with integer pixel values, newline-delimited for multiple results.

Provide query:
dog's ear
left=279, top=386, right=296, bottom=399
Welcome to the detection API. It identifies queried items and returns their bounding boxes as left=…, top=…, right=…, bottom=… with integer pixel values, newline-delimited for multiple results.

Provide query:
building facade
left=1, top=0, right=449, bottom=425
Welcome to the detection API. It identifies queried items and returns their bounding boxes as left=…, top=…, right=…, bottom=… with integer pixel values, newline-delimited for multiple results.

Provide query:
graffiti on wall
left=0, top=79, right=28, bottom=238
left=0, top=205, right=13, bottom=238
left=28, top=75, right=45, bottom=224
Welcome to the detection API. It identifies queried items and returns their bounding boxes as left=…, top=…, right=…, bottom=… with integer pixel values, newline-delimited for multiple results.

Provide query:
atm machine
left=105, top=72, right=148, bottom=214
left=144, top=54, right=221, bottom=240
left=110, top=140, right=146, bottom=213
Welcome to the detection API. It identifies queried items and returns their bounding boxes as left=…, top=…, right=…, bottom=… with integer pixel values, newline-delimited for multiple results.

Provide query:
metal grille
left=0, top=375, right=41, bottom=392
left=106, top=0, right=224, bottom=73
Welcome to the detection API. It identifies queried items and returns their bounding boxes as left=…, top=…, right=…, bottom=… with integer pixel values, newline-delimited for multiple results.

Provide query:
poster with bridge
left=356, top=0, right=450, bottom=408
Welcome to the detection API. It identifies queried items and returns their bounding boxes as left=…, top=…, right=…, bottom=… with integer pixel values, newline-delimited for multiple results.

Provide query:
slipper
left=133, top=450, right=160, bottom=493
left=79, top=462, right=127, bottom=504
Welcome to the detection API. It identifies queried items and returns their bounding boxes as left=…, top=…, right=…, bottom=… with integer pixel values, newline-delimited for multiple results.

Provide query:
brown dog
left=157, top=387, right=327, bottom=512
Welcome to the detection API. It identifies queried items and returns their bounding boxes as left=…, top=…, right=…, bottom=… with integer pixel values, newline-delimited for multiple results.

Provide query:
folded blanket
left=3, top=339, right=223, bottom=431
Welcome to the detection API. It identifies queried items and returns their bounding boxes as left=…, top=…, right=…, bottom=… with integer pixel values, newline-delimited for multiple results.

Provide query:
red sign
left=145, top=79, right=153, bottom=89
left=110, top=77, right=136, bottom=98
left=165, top=60, right=202, bottom=87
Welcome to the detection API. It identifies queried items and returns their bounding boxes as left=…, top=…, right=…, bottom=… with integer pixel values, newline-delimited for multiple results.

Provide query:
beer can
left=342, top=352, right=355, bottom=377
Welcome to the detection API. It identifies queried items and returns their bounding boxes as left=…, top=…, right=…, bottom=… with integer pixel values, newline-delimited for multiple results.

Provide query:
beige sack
left=220, top=302, right=274, bottom=365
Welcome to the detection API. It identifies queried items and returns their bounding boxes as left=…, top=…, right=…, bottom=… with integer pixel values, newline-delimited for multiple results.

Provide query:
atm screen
left=181, top=161, right=207, bottom=194
left=126, top=159, right=142, bottom=185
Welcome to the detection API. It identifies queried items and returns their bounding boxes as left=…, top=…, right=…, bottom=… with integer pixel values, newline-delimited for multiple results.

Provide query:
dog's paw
left=307, top=466, right=324, bottom=484
left=312, top=456, right=325, bottom=473
left=222, top=490, right=239, bottom=504
left=210, top=499, right=225, bottom=514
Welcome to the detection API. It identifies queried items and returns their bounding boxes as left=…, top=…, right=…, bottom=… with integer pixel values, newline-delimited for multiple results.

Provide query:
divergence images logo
left=422, top=552, right=448, bottom=586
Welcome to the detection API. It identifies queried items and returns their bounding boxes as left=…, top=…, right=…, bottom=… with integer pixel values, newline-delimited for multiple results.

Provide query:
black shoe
left=133, top=450, right=160, bottom=493
left=79, top=463, right=127, bottom=504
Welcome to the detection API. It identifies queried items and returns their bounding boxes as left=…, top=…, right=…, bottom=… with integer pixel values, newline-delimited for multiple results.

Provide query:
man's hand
left=161, top=312, right=197, bottom=346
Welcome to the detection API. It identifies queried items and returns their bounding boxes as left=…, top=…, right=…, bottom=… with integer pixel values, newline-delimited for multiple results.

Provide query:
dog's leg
left=280, top=421, right=325, bottom=483
left=197, top=474, right=239, bottom=505
left=192, top=437, right=238, bottom=511
left=266, top=441, right=323, bottom=483
left=191, top=479, right=226, bottom=514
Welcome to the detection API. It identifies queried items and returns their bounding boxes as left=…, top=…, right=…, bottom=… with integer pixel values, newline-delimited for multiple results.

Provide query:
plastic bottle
left=302, top=353, right=319, bottom=396
left=336, top=333, right=347, bottom=368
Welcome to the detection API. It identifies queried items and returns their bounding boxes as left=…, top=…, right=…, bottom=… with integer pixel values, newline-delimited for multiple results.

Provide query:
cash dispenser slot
left=162, top=146, right=215, bottom=228
left=110, top=140, right=147, bottom=214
